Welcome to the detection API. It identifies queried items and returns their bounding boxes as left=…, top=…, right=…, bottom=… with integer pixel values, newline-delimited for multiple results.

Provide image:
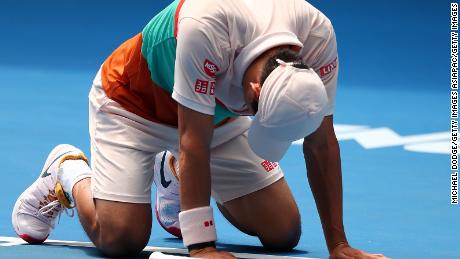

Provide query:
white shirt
left=172, top=0, right=338, bottom=117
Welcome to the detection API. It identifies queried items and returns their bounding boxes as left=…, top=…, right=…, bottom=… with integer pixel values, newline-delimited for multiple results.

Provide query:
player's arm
left=173, top=16, right=235, bottom=258
left=303, top=116, right=388, bottom=259
left=178, top=104, right=214, bottom=211
left=302, top=115, right=348, bottom=252
left=178, top=104, right=235, bottom=259
left=177, top=105, right=216, bottom=257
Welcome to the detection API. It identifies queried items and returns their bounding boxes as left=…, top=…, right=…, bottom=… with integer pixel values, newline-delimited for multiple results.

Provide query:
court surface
left=0, top=1, right=458, bottom=258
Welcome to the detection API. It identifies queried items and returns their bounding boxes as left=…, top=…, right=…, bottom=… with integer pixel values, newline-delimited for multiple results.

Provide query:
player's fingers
left=217, top=251, right=237, bottom=259
left=197, top=251, right=236, bottom=259
left=150, top=252, right=188, bottom=259
left=329, top=253, right=354, bottom=259
left=358, top=253, right=390, bottom=259
left=370, top=254, right=391, bottom=259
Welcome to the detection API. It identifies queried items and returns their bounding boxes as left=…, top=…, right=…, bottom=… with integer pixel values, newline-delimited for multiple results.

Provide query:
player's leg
left=217, top=179, right=301, bottom=251
left=153, top=150, right=300, bottom=250
left=153, top=119, right=301, bottom=250
left=12, top=68, right=163, bottom=256
left=11, top=142, right=155, bottom=257
left=72, top=178, right=152, bottom=256
left=80, top=74, right=164, bottom=256
left=210, top=131, right=301, bottom=251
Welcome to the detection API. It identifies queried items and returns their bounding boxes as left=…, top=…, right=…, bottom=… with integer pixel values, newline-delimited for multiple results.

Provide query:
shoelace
left=37, top=200, right=74, bottom=226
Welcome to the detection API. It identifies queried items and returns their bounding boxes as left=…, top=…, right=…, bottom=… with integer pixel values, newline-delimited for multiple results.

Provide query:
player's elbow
left=302, top=124, right=339, bottom=157
left=302, top=115, right=339, bottom=153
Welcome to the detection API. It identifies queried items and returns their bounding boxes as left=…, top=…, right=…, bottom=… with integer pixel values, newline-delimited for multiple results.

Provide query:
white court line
left=0, top=236, right=320, bottom=259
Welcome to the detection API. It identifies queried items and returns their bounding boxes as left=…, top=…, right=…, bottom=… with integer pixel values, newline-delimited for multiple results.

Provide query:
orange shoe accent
left=58, top=153, right=89, bottom=167
left=54, top=153, right=88, bottom=209
left=168, top=155, right=180, bottom=181
left=54, top=182, right=72, bottom=209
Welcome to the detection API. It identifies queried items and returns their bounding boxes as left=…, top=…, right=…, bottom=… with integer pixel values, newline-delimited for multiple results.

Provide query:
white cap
left=232, top=32, right=303, bottom=88
left=248, top=60, right=328, bottom=162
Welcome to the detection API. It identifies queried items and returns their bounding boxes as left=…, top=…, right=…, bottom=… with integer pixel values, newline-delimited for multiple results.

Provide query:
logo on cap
left=203, top=59, right=219, bottom=77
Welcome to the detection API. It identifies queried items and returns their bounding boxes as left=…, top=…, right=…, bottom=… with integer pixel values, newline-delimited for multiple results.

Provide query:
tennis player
left=12, top=0, right=387, bottom=258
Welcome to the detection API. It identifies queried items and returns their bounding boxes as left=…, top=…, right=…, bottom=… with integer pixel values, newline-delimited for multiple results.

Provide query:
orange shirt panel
left=101, top=33, right=179, bottom=127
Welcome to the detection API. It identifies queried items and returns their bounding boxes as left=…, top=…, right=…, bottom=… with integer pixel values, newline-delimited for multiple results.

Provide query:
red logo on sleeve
left=209, top=81, right=216, bottom=95
left=261, top=160, right=278, bottom=172
left=203, top=59, right=219, bottom=77
left=319, top=57, right=338, bottom=77
left=195, top=79, right=209, bottom=94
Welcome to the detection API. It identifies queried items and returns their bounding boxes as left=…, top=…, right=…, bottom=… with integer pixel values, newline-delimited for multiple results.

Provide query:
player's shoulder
left=179, top=0, right=228, bottom=21
left=177, top=0, right=237, bottom=48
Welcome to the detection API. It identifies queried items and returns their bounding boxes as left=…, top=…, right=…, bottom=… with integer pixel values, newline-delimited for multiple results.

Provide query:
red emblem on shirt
left=261, top=160, right=278, bottom=172
left=319, top=57, right=338, bottom=77
left=195, top=79, right=209, bottom=94
left=203, top=59, right=219, bottom=77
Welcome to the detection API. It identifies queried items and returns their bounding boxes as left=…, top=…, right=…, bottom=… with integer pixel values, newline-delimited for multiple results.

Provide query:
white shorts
left=88, top=70, right=284, bottom=204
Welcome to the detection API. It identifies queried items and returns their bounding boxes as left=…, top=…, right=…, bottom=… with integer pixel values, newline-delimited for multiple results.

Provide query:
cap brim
left=248, top=119, right=292, bottom=162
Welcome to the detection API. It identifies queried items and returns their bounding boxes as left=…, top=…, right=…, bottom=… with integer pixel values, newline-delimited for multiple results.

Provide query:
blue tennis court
left=0, top=1, right=457, bottom=258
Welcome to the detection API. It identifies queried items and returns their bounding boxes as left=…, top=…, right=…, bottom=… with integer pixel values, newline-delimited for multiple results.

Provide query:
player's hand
left=329, top=243, right=390, bottom=259
left=190, top=246, right=236, bottom=258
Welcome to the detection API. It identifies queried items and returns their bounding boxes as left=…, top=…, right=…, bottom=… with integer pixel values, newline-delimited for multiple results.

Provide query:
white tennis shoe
left=11, top=144, right=86, bottom=243
left=153, top=151, right=181, bottom=238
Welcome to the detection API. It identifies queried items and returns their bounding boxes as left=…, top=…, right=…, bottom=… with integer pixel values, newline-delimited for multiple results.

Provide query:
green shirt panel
left=141, top=0, right=237, bottom=124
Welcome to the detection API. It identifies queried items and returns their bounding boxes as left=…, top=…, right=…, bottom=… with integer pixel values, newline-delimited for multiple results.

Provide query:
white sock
left=59, top=159, right=92, bottom=203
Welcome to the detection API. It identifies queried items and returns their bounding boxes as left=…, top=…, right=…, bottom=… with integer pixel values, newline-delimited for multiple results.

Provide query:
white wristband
left=179, top=206, right=217, bottom=247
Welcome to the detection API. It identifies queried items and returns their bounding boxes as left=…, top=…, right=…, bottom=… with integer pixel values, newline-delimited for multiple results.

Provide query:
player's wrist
left=179, top=206, right=217, bottom=251
left=323, top=225, right=348, bottom=252
left=329, top=241, right=349, bottom=254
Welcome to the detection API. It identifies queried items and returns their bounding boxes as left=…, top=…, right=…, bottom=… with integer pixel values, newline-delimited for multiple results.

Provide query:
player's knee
left=260, top=227, right=301, bottom=251
left=259, top=215, right=301, bottom=251
left=91, top=200, right=152, bottom=256
left=96, top=225, right=150, bottom=257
